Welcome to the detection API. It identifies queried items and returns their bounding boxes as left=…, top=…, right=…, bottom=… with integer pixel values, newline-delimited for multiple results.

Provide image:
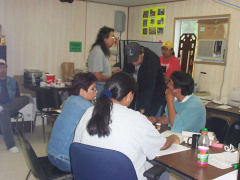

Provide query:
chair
left=34, top=88, right=62, bottom=143
left=70, top=142, right=165, bottom=180
left=225, top=121, right=240, bottom=148
left=205, top=117, right=230, bottom=143
left=12, top=112, right=25, bottom=134
left=15, top=128, right=73, bottom=180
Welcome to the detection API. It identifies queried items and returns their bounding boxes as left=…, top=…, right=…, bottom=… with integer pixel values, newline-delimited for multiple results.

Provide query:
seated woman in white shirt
left=73, top=72, right=179, bottom=180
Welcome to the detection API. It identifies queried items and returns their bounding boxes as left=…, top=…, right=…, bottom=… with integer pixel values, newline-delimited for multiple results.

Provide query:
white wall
left=128, top=0, right=240, bottom=99
left=0, top=0, right=128, bottom=79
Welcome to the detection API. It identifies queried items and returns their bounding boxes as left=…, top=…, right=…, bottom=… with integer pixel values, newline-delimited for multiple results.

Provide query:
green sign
left=69, top=41, right=82, bottom=52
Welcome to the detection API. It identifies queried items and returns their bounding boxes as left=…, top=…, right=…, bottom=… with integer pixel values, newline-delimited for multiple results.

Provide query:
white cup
left=40, top=81, right=46, bottom=87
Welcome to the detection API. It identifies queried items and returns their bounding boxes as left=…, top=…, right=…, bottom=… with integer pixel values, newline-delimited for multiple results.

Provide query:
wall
left=128, top=0, right=240, bottom=99
left=0, top=0, right=128, bottom=79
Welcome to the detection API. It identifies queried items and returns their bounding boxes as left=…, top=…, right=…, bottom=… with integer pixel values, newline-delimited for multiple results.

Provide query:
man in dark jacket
left=124, top=42, right=166, bottom=117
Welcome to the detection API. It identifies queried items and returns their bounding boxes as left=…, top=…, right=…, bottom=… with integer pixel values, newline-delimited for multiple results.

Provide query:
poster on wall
left=142, top=7, right=166, bottom=35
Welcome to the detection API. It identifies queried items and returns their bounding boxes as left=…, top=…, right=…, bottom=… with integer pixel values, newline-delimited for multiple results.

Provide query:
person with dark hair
left=160, top=41, right=181, bottom=83
left=148, top=71, right=206, bottom=133
left=0, top=59, right=30, bottom=153
left=88, top=26, right=122, bottom=97
left=124, top=42, right=166, bottom=117
left=73, top=72, right=179, bottom=179
left=47, top=72, right=97, bottom=172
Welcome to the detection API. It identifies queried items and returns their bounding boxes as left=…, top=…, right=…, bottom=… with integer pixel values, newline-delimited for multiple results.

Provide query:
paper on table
left=216, top=105, right=232, bottom=109
left=212, top=170, right=237, bottom=180
left=208, top=151, right=239, bottom=169
left=157, top=144, right=190, bottom=156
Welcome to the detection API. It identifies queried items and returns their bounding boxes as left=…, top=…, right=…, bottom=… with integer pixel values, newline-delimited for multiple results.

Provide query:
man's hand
left=140, top=109, right=145, bottom=114
left=165, top=88, right=175, bottom=103
left=147, top=116, right=157, bottom=124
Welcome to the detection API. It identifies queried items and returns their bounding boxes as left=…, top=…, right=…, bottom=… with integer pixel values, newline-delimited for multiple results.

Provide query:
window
left=174, top=15, right=229, bottom=65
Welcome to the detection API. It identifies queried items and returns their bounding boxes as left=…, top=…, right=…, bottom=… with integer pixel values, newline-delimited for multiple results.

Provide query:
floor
left=0, top=124, right=182, bottom=180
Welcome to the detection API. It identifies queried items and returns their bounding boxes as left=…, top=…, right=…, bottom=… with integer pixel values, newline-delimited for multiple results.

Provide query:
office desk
left=152, top=143, right=235, bottom=180
left=205, top=101, right=240, bottom=126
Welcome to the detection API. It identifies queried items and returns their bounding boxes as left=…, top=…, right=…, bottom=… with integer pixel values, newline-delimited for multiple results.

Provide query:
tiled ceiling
left=76, top=0, right=184, bottom=7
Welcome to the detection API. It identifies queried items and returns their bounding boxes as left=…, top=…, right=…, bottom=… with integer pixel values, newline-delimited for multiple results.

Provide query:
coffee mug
left=187, top=134, right=200, bottom=148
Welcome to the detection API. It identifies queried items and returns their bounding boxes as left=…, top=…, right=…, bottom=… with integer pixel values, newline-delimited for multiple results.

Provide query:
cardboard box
left=198, top=19, right=228, bottom=39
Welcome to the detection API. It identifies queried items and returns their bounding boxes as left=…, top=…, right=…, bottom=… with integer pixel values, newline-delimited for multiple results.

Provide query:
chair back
left=205, top=117, right=230, bottom=143
left=15, top=128, right=48, bottom=179
left=36, top=88, right=62, bottom=111
left=225, top=121, right=240, bottom=147
left=70, top=143, right=138, bottom=180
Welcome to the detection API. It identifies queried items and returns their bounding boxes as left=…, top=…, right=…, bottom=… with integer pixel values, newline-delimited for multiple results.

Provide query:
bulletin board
left=142, top=7, right=166, bottom=35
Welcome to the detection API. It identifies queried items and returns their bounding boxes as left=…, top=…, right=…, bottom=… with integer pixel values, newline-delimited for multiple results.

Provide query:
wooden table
left=205, top=101, right=240, bottom=126
left=151, top=143, right=235, bottom=180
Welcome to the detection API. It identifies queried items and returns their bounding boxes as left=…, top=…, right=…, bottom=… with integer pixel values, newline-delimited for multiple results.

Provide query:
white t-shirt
left=73, top=103, right=166, bottom=179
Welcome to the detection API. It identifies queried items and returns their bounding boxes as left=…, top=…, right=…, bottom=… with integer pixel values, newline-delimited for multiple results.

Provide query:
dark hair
left=91, top=26, right=114, bottom=57
left=87, top=72, right=138, bottom=137
left=71, top=72, right=97, bottom=95
left=170, top=71, right=194, bottom=96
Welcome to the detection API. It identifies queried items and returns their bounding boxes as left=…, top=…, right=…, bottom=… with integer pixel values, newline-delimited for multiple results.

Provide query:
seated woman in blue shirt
left=149, top=71, right=206, bottom=133
left=47, top=72, right=97, bottom=172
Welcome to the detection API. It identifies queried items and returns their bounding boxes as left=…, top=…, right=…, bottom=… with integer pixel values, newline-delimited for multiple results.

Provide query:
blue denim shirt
left=47, top=95, right=93, bottom=163
left=0, top=76, right=17, bottom=101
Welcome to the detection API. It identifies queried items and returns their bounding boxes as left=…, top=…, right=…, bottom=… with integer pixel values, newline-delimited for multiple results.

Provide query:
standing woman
left=74, top=72, right=179, bottom=179
left=48, top=72, right=97, bottom=172
left=88, top=26, right=122, bottom=97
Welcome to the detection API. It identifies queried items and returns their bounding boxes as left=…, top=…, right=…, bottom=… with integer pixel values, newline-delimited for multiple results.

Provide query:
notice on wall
left=142, top=7, right=166, bottom=35
left=69, top=41, right=82, bottom=52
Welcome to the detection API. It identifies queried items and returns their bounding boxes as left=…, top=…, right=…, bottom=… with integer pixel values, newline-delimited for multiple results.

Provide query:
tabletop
left=153, top=143, right=235, bottom=180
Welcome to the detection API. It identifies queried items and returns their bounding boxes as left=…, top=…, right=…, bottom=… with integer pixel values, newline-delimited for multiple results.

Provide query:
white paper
left=213, top=170, right=237, bottom=180
left=157, top=144, right=190, bottom=156
left=208, top=151, right=239, bottom=169
left=216, top=105, right=232, bottom=109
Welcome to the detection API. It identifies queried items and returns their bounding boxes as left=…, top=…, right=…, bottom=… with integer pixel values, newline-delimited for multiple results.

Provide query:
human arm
left=165, top=89, right=177, bottom=126
left=112, top=68, right=122, bottom=75
left=147, top=115, right=169, bottom=124
left=160, top=134, right=180, bottom=150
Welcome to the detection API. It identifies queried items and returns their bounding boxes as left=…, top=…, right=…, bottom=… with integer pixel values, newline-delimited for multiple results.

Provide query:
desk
left=152, top=143, right=235, bottom=180
left=205, top=101, right=240, bottom=126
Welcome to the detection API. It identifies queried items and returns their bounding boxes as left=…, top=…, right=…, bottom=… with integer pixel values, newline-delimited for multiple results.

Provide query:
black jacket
left=125, top=47, right=166, bottom=116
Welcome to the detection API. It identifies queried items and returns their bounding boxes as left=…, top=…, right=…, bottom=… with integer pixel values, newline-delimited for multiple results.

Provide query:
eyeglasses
left=110, top=36, right=116, bottom=39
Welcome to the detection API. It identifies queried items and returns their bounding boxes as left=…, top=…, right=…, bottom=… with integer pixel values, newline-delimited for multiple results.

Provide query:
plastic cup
left=46, top=74, right=55, bottom=85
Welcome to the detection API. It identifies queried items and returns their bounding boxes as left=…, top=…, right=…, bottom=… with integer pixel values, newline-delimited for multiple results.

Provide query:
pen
left=231, top=163, right=239, bottom=169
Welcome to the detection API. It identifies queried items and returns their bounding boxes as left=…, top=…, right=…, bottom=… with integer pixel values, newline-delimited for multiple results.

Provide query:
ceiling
left=76, top=0, right=184, bottom=7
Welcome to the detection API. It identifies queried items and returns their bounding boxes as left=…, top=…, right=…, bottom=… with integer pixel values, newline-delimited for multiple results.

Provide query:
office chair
left=205, top=117, right=230, bottom=143
left=225, top=121, right=240, bottom=148
left=15, top=127, right=73, bottom=180
left=70, top=142, right=165, bottom=180
left=34, top=88, right=62, bottom=143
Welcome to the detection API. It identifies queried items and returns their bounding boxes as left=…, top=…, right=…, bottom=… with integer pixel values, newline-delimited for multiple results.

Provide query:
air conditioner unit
left=196, top=39, right=226, bottom=62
